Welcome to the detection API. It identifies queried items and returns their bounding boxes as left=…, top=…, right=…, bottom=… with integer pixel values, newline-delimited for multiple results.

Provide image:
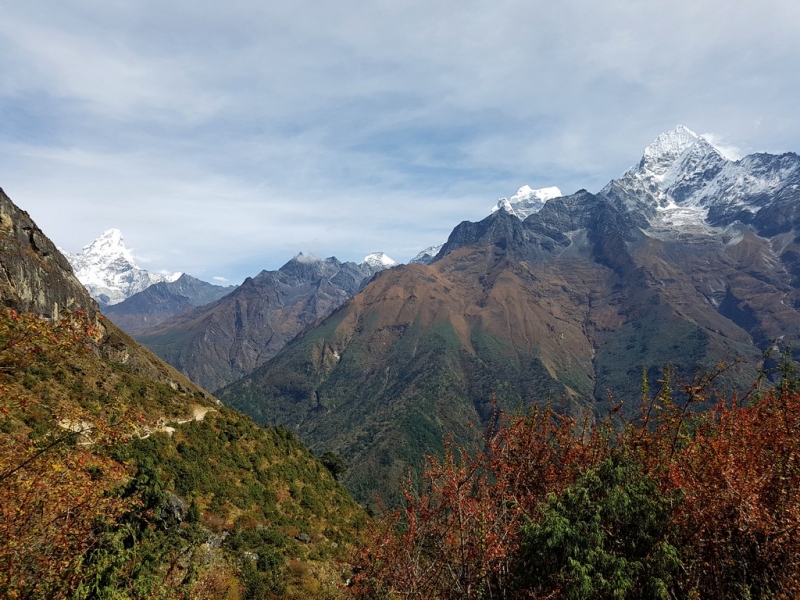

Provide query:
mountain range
left=103, top=273, right=237, bottom=335
left=136, top=252, right=398, bottom=391
left=36, top=125, right=800, bottom=508
left=216, top=125, right=800, bottom=506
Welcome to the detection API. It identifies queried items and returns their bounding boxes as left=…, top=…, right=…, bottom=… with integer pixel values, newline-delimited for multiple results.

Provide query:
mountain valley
left=136, top=253, right=398, bottom=392
left=4, top=123, right=800, bottom=597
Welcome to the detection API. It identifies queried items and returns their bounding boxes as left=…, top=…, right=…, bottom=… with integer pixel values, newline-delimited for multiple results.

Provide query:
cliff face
left=0, top=188, right=215, bottom=400
left=0, top=187, right=99, bottom=319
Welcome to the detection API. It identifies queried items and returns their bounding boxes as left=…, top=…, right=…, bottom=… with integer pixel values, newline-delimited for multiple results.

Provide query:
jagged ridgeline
left=136, top=253, right=394, bottom=392
left=220, top=127, right=800, bottom=508
left=0, top=188, right=364, bottom=599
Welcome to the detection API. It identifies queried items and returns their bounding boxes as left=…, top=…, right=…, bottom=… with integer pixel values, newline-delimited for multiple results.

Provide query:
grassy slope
left=0, top=308, right=364, bottom=599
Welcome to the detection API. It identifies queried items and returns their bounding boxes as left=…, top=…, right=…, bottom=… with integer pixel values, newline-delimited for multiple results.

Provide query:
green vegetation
left=220, top=314, right=580, bottom=507
left=0, top=308, right=364, bottom=599
left=6, top=306, right=798, bottom=599
left=520, top=455, right=681, bottom=599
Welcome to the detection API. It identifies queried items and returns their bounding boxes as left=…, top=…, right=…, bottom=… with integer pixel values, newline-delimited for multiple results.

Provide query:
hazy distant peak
left=292, top=252, right=324, bottom=264
left=362, top=252, right=397, bottom=269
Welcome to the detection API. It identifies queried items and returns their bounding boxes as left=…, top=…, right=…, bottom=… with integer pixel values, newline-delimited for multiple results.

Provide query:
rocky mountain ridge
left=138, top=252, right=398, bottom=391
left=219, top=125, right=800, bottom=506
left=103, top=273, right=237, bottom=335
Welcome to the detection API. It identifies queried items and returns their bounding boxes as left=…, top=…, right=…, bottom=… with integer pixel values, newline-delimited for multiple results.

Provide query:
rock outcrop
left=0, top=187, right=98, bottom=319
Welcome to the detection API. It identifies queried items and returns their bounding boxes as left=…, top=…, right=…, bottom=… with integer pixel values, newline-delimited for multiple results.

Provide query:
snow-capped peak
left=511, top=185, right=562, bottom=204
left=64, top=229, right=181, bottom=306
left=292, top=252, right=323, bottom=264
left=411, top=244, right=444, bottom=265
left=362, top=252, right=397, bottom=269
left=491, top=185, right=563, bottom=220
left=80, top=228, right=135, bottom=265
left=642, top=125, right=698, bottom=163
left=600, top=125, right=800, bottom=242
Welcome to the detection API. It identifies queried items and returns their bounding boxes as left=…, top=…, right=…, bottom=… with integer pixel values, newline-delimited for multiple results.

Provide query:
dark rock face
left=104, top=274, right=236, bottom=335
left=0, top=187, right=98, bottom=319
left=159, top=492, right=187, bottom=529
left=138, top=256, right=385, bottom=392
left=438, top=209, right=528, bottom=259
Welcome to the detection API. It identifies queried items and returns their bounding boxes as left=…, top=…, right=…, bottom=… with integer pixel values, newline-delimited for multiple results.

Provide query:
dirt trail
left=138, top=404, right=218, bottom=438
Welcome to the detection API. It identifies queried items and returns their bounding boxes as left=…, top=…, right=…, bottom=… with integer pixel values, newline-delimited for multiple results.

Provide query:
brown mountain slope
left=138, top=255, right=385, bottom=391
left=220, top=194, right=797, bottom=506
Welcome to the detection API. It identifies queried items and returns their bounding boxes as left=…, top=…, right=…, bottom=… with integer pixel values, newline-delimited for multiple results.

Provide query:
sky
left=1, top=1, right=799, bottom=284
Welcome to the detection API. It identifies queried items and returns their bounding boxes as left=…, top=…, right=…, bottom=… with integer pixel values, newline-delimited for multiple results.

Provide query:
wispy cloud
left=1, top=0, right=799, bottom=282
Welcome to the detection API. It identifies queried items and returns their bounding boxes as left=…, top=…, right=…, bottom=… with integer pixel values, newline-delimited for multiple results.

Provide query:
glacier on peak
left=410, top=244, right=444, bottom=265
left=64, top=229, right=181, bottom=306
left=601, top=125, right=800, bottom=240
left=491, top=185, right=563, bottom=220
left=362, top=252, right=398, bottom=269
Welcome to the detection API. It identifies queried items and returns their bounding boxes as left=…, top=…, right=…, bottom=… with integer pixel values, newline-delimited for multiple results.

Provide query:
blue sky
left=1, top=0, right=799, bottom=283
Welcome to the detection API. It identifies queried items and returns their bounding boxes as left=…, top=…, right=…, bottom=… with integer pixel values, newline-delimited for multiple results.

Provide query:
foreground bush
left=349, top=370, right=800, bottom=599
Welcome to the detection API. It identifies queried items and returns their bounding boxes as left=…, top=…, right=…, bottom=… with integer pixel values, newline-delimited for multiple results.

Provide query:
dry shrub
left=350, top=369, right=800, bottom=599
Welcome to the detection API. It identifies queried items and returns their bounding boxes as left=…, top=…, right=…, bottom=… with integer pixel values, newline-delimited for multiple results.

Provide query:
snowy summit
left=362, top=252, right=398, bottom=269
left=491, top=185, right=563, bottom=219
left=601, top=124, right=800, bottom=240
left=63, top=229, right=181, bottom=306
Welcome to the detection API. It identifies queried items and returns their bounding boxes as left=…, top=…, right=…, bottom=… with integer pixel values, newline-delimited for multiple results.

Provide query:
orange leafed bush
left=350, top=370, right=800, bottom=599
left=0, top=309, right=134, bottom=599
left=667, top=387, right=800, bottom=597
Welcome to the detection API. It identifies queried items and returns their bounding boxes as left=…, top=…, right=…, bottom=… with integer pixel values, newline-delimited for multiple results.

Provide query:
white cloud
left=1, top=0, right=799, bottom=282
left=700, top=133, right=746, bottom=161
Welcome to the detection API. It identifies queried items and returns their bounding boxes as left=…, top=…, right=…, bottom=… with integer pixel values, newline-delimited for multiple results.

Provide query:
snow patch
left=293, top=252, right=323, bottom=263
left=491, top=185, right=563, bottom=219
left=362, top=252, right=397, bottom=269
left=411, top=244, right=444, bottom=265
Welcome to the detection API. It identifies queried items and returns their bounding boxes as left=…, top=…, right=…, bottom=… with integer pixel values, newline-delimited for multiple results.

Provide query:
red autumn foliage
left=0, top=309, right=135, bottom=599
left=666, top=386, right=800, bottom=597
left=348, top=403, right=607, bottom=599
left=349, top=368, right=800, bottom=599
